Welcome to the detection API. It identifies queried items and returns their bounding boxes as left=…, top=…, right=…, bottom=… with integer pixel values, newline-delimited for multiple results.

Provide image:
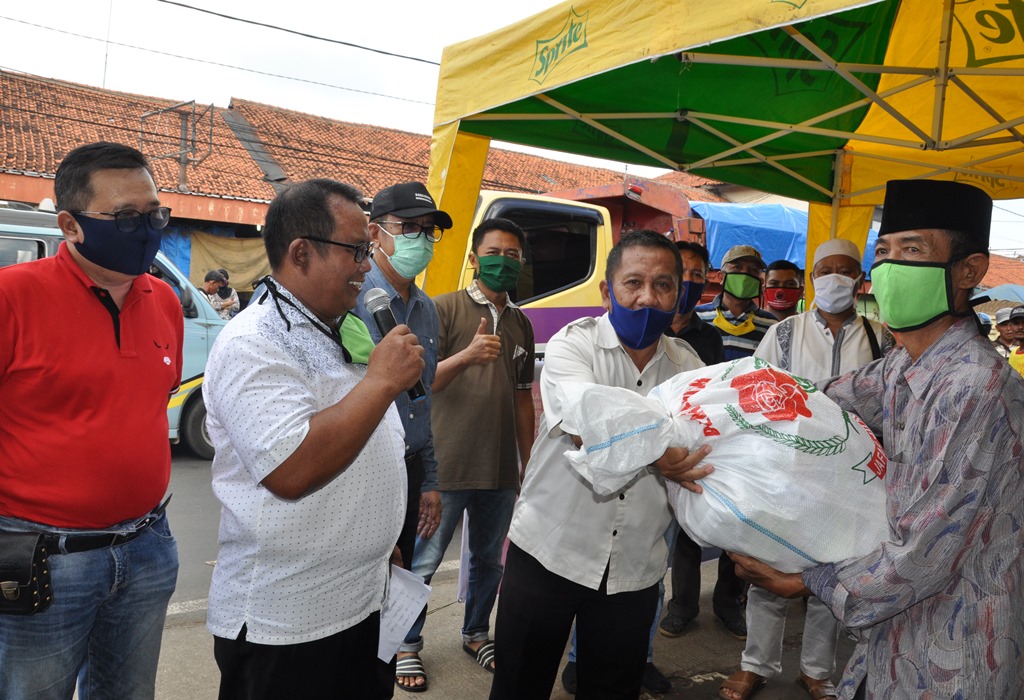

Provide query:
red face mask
left=765, top=286, right=802, bottom=311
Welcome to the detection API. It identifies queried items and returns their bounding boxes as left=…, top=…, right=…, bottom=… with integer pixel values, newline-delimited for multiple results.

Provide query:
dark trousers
left=213, top=613, right=379, bottom=700
left=853, top=679, right=867, bottom=700
left=373, top=453, right=425, bottom=698
left=667, top=526, right=747, bottom=619
left=490, top=543, right=658, bottom=700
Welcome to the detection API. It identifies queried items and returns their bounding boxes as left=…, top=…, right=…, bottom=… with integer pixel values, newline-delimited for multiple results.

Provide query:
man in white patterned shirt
left=204, top=179, right=425, bottom=699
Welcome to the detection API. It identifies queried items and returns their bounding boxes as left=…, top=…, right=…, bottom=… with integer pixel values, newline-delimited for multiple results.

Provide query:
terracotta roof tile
left=228, top=98, right=639, bottom=197
left=1, top=71, right=727, bottom=217
left=982, top=253, right=1024, bottom=289
left=0, top=71, right=274, bottom=202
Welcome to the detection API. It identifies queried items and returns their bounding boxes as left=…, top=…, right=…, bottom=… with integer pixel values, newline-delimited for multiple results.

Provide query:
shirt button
left=409, top=414, right=415, bottom=420
left=612, top=530, right=618, bottom=536
left=619, top=494, right=625, bottom=500
left=637, top=380, right=642, bottom=387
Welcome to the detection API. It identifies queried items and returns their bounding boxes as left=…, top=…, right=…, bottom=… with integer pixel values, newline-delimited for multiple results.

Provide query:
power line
left=0, top=17, right=434, bottom=106
left=156, top=0, right=440, bottom=66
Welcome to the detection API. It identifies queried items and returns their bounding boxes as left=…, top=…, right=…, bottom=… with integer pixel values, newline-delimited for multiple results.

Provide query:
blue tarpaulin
left=692, top=202, right=878, bottom=274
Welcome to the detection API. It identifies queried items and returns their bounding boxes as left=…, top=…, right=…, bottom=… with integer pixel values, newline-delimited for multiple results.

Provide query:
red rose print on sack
left=851, top=414, right=887, bottom=479
left=730, top=368, right=812, bottom=422
left=679, top=377, right=721, bottom=437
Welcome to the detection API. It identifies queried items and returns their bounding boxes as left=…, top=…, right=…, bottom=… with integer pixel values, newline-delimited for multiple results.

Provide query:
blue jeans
left=401, top=488, right=515, bottom=652
left=0, top=513, right=179, bottom=700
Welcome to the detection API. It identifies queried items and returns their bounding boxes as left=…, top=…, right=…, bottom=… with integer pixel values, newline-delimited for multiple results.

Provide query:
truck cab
left=451, top=191, right=612, bottom=355
left=0, top=205, right=225, bottom=459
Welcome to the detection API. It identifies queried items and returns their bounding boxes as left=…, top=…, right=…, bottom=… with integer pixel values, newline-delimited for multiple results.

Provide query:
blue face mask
left=607, top=287, right=676, bottom=350
left=71, top=214, right=163, bottom=276
left=679, top=281, right=705, bottom=315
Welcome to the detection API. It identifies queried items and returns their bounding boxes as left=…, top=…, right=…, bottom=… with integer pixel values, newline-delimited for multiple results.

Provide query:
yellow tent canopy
left=426, top=0, right=1024, bottom=295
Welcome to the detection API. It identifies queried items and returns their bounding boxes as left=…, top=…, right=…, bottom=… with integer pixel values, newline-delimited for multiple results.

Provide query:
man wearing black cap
left=730, top=179, right=1024, bottom=699
left=354, top=181, right=449, bottom=694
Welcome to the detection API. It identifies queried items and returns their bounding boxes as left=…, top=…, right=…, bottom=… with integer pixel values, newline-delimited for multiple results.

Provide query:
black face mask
left=71, top=213, right=162, bottom=276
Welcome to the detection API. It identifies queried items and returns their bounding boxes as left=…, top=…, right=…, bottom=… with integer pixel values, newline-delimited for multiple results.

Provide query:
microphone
left=363, top=288, right=426, bottom=401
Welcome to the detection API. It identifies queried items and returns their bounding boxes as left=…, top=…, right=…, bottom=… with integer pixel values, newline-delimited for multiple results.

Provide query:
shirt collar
left=467, top=279, right=517, bottom=309
left=712, top=293, right=756, bottom=321
left=902, top=316, right=978, bottom=399
left=812, top=309, right=858, bottom=328
left=56, top=241, right=152, bottom=300
left=364, top=261, right=426, bottom=306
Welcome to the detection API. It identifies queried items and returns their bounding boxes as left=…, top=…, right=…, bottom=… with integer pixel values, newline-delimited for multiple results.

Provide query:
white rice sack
left=559, top=357, right=888, bottom=572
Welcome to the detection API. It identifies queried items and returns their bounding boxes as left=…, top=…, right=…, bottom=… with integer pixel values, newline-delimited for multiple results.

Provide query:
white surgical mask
left=812, top=273, right=858, bottom=313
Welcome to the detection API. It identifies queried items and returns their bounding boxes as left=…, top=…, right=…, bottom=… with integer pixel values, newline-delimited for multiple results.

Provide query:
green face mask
left=475, top=255, right=523, bottom=293
left=870, top=259, right=957, bottom=332
left=380, top=230, right=434, bottom=279
left=722, top=272, right=762, bottom=300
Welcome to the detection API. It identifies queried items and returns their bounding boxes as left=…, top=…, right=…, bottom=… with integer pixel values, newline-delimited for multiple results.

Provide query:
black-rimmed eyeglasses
left=377, top=220, right=444, bottom=243
left=71, top=207, right=172, bottom=233
left=301, top=237, right=374, bottom=263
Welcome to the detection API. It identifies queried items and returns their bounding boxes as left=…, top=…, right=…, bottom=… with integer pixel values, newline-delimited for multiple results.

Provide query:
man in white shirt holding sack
left=489, top=229, right=713, bottom=700
left=718, top=238, right=891, bottom=700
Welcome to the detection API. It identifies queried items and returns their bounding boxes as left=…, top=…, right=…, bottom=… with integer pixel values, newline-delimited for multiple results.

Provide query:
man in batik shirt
left=730, top=179, right=1024, bottom=700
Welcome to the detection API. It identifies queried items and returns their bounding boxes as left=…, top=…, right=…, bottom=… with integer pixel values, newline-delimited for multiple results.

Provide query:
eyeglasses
left=301, top=237, right=374, bottom=263
left=71, top=207, right=172, bottom=233
left=377, top=219, right=444, bottom=242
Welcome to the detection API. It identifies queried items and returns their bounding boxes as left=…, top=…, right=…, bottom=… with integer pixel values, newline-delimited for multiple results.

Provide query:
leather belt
left=43, top=495, right=171, bottom=555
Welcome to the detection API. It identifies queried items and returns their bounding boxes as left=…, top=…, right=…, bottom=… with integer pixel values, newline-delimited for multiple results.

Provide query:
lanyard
left=260, top=277, right=352, bottom=363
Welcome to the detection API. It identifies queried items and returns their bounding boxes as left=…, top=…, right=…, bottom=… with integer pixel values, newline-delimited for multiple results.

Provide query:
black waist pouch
left=0, top=532, right=53, bottom=615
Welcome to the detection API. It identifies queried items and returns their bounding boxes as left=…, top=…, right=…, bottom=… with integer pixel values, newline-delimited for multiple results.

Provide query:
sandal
left=797, top=673, right=838, bottom=699
left=719, top=670, right=766, bottom=700
left=395, top=653, right=428, bottom=693
left=463, top=640, right=496, bottom=673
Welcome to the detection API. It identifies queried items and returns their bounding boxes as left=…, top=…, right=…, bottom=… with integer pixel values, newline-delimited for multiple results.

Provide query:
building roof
left=226, top=98, right=638, bottom=198
left=2, top=70, right=725, bottom=225
left=982, top=253, right=1024, bottom=289
left=0, top=70, right=272, bottom=202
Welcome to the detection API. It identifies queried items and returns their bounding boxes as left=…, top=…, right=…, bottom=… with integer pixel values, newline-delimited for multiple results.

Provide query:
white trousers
left=739, top=584, right=841, bottom=680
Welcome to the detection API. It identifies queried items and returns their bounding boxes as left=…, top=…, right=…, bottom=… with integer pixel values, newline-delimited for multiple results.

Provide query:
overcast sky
left=1, top=0, right=1022, bottom=254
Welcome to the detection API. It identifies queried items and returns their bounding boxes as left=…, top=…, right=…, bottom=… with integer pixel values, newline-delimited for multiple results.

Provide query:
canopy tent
left=424, top=0, right=1024, bottom=296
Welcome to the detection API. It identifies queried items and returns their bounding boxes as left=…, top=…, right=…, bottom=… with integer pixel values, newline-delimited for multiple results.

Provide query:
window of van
left=0, top=236, right=47, bottom=267
left=480, top=199, right=600, bottom=305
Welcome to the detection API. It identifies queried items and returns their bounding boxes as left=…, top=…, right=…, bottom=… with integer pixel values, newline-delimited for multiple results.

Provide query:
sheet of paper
left=378, top=565, right=432, bottom=662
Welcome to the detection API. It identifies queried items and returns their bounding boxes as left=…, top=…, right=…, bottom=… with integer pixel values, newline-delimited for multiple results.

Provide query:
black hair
left=607, top=230, right=682, bottom=284
left=767, top=259, right=802, bottom=275
left=674, top=241, right=711, bottom=271
left=471, top=218, right=526, bottom=253
left=54, top=141, right=154, bottom=212
left=263, top=178, right=364, bottom=270
left=946, top=229, right=989, bottom=260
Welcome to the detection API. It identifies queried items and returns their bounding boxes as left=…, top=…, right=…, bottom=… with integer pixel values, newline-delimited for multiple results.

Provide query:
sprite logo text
left=956, top=0, right=1024, bottom=66
left=531, top=7, right=589, bottom=85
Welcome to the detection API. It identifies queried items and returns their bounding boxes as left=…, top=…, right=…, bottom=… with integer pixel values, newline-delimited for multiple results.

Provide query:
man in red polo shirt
left=0, top=142, right=183, bottom=699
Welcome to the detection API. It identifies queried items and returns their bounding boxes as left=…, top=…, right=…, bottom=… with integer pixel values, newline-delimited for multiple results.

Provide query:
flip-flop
left=463, top=640, right=496, bottom=673
left=719, top=670, right=767, bottom=700
left=395, top=653, right=428, bottom=693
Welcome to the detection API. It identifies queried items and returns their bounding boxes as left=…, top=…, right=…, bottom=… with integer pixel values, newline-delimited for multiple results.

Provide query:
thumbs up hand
left=461, top=316, right=501, bottom=365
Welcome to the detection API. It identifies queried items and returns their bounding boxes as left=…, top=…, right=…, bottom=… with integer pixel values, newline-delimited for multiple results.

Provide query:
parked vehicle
left=0, top=205, right=225, bottom=459
left=438, top=191, right=611, bottom=355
